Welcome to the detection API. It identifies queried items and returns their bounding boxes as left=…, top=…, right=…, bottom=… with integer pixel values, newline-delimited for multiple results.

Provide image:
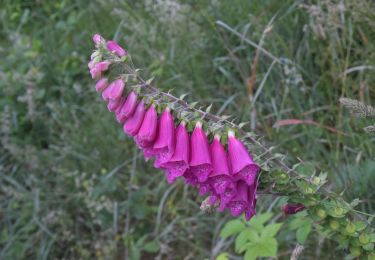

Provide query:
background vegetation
left=1, top=0, right=374, bottom=259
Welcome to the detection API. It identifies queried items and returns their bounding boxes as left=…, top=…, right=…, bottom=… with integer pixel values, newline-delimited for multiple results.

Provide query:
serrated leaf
left=245, top=237, right=278, bottom=258
left=244, top=248, right=257, bottom=260
left=235, top=229, right=259, bottom=253
left=289, top=217, right=308, bottom=230
left=216, top=252, right=229, bottom=260
left=248, top=212, right=273, bottom=232
left=296, top=222, right=312, bottom=244
left=220, top=219, right=245, bottom=238
left=261, top=223, right=283, bottom=238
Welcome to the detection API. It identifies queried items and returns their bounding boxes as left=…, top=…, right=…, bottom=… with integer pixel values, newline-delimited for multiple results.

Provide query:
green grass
left=0, top=0, right=374, bottom=259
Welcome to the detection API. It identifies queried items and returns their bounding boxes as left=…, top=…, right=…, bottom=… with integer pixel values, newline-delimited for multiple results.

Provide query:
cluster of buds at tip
left=88, top=34, right=262, bottom=220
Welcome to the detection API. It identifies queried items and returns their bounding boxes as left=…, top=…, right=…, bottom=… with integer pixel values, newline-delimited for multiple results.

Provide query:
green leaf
left=289, top=218, right=309, bottom=230
left=220, top=219, right=245, bottom=238
left=261, top=223, right=283, bottom=238
left=143, top=241, right=160, bottom=253
left=296, top=222, right=312, bottom=244
left=294, top=162, right=316, bottom=176
left=245, top=237, right=278, bottom=258
left=363, top=243, right=374, bottom=251
left=205, top=104, right=213, bottom=113
left=244, top=248, right=257, bottom=260
left=235, top=229, right=259, bottom=253
left=248, top=212, right=273, bottom=232
left=216, top=252, right=229, bottom=260
left=354, top=221, right=367, bottom=232
left=370, top=233, right=375, bottom=243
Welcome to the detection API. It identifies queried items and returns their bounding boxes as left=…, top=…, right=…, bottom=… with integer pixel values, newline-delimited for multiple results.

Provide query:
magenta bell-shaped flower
left=226, top=181, right=249, bottom=217
left=107, top=97, right=125, bottom=112
left=90, top=61, right=111, bottom=79
left=107, top=40, right=127, bottom=57
left=198, top=182, right=212, bottom=196
left=152, top=108, right=175, bottom=168
left=228, top=131, right=260, bottom=186
left=161, top=122, right=190, bottom=184
left=245, top=182, right=257, bottom=220
left=207, top=135, right=233, bottom=194
left=95, top=78, right=108, bottom=92
left=183, top=170, right=198, bottom=186
left=189, top=122, right=212, bottom=183
left=218, top=181, right=236, bottom=212
left=92, top=34, right=103, bottom=45
left=135, top=104, right=158, bottom=148
left=281, top=203, right=305, bottom=215
left=123, top=100, right=145, bottom=136
left=102, top=79, right=125, bottom=101
left=115, top=91, right=138, bottom=123
left=208, top=192, right=219, bottom=205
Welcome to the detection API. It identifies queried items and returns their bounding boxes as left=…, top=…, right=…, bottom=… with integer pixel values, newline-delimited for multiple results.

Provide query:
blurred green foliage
left=0, top=0, right=374, bottom=259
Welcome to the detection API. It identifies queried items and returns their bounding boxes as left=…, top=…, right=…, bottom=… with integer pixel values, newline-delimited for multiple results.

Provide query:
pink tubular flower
left=281, top=203, right=306, bottom=215
left=90, top=67, right=101, bottom=79
left=189, top=122, right=212, bottom=183
left=107, top=40, right=127, bottom=57
left=152, top=108, right=175, bottom=168
left=88, top=60, right=95, bottom=69
left=161, top=122, right=190, bottom=184
left=208, top=192, right=219, bottom=205
left=92, top=34, right=103, bottom=45
left=115, top=91, right=138, bottom=123
left=102, top=79, right=125, bottom=101
left=207, top=135, right=233, bottom=194
left=228, top=131, right=260, bottom=186
left=90, top=61, right=111, bottom=79
left=218, top=181, right=237, bottom=212
left=123, top=100, right=145, bottom=136
left=198, top=182, right=212, bottom=196
left=135, top=104, right=158, bottom=148
left=245, top=182, right=257, bottom=220
left=107, top=97, right=125, bottom=112
left=95, top=78, right=108, bottom=92
left=183, top=170, right=198, bottom=186
left=226, top=181, right=249, bottom=217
